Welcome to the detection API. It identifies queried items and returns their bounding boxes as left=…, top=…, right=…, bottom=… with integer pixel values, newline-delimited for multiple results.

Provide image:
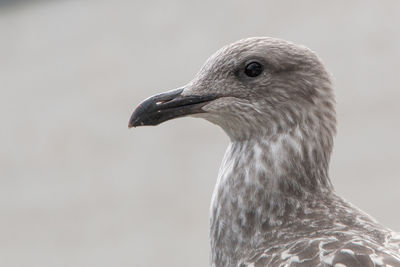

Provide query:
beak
left=128, top=88, right=217, bottom=128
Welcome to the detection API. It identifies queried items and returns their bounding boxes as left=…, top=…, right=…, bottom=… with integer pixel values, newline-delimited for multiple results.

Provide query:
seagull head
left=129, top=37, right=336, bottom=141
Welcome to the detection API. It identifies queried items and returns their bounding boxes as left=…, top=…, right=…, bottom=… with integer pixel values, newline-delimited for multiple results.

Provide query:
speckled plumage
left=210, top=134, right=400, bottom=267
left=130, top=37, right=400, bottom=266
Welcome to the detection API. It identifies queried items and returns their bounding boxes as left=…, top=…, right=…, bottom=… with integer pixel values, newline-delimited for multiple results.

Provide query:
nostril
left=156, top=97, right=176, bottom=105
left=156, top=99, right=170, bottom=105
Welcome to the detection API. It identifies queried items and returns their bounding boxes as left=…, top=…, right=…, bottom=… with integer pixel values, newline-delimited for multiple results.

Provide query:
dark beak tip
left=128, top=110, right=141, bottom=128
left=128, top=116, right=142, bottom=128
left=128, top=120, right=143, bottom=128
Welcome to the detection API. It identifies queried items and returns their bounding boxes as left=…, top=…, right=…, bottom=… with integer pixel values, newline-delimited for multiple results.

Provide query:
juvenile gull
left=128, top=37, right=400, bottom=267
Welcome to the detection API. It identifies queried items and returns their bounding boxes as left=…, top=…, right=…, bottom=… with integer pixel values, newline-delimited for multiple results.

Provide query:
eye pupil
left=244, top=62, right=263, bottom=77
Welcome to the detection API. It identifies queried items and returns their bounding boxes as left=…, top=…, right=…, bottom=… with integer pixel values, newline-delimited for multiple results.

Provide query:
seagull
left=128, top=37, right=400, bottom=267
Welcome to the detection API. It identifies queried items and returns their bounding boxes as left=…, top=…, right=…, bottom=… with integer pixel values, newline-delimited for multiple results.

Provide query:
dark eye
left=244, top=62, right=263, bottom=77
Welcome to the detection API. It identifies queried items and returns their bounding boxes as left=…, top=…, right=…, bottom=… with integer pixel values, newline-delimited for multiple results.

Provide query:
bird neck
left=210, top=124, right=334, bottom=266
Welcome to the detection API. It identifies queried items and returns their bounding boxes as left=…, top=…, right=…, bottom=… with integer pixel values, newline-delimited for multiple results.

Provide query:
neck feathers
left=210, top=123, right=334, bottom=266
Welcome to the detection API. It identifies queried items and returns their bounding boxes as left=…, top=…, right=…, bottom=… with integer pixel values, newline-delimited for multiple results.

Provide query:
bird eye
left=244, top=62, right=263, bottom=77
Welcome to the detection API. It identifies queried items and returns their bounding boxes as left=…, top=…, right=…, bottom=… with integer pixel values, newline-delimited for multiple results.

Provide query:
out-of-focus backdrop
left=1, top=1, right=399, bottom=266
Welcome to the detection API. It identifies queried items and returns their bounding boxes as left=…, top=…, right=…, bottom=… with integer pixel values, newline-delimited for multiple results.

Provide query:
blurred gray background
left=1, top=1, right=399, bottom=266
